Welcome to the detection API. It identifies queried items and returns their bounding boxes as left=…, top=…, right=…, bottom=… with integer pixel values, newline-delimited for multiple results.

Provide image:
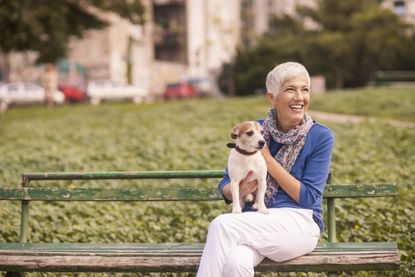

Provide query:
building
left=66, top=0, right=241, bottom=98
left=383, top=0, right=415, bottom=25
left=241, top=0, right=316, bottom=47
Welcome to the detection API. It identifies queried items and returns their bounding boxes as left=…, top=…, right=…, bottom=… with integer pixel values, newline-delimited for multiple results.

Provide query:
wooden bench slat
left=23, top=170, right=225, bottom=180
left=0, top=242, right=398, bottom=255
left=0, top=183, right=397, bottom=201
left=0, top=242, right=400, bottom=273
left=0, top=187, right=222, bottom=201
left=324, top=183, right=397, bottom=198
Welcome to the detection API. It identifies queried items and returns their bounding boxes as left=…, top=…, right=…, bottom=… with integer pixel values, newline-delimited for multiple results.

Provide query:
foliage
left=0, top=0, right=145, bottom=63
left=311, top=87, right=415, bottom=122
left=0, top=92, right=414, bottom=276
left=220, top=0, right=415, bottom=95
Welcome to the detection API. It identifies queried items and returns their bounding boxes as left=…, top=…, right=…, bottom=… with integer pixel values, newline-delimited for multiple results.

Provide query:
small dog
left=227, top=121, right=269, bottom=214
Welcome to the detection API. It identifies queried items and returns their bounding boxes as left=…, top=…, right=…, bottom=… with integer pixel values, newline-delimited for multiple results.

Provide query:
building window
left=393, top=0, right=406, bottom=16
left=153, top=1, right=188, bottom=64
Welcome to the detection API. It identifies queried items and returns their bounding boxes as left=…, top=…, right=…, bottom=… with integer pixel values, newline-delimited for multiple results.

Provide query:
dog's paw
left=232, top=207, right=242, bottom=214
left=257, top=206, right=269, bottom=214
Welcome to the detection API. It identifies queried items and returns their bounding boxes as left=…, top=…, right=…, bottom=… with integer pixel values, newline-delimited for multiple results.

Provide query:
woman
left=197, top=62, right=334, bottom=277
left=42, top=63, right=59, bottom=108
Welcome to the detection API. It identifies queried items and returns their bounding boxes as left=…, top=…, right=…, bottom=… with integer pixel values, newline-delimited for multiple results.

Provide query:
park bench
left=373, top=70, right=415, bottom=87
left=0, top=170, right=400, bottom=275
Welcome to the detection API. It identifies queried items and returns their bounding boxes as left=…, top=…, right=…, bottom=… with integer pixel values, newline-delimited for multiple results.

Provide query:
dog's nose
left=258, top=140, right=265, bottom=148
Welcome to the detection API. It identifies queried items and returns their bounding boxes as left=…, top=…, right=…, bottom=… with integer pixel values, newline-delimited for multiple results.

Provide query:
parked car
left=59, top=85, right=86, bottom=103
left=163, top=77, right=214, bottom=100
left=0, top=82, right=64, bottom=112
left=187, top=77, right=214, bottom=97
left=163, top=82, right=198, bottom=100
left=87, top=80, right=146, bottom=105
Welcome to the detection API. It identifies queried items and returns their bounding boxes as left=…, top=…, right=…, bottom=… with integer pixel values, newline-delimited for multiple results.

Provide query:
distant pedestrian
left=42, top=63, right=58, bottom=108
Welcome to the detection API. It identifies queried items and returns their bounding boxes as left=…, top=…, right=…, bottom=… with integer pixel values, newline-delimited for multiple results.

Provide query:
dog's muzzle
left=256, top=140, right=265, bottom=150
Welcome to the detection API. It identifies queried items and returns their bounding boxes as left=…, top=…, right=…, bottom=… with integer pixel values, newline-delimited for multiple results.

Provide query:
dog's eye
left=246, top=131, right=254, bottom=136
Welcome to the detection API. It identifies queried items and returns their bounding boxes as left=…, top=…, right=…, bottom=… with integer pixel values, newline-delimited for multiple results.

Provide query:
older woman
left=197, top=62, right=334, bottom=277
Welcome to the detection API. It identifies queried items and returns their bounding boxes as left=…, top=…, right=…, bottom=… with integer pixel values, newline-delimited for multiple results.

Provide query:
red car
left=163, top=82, right=198, bottom=100
left=59, top=85, right=86, bottom=103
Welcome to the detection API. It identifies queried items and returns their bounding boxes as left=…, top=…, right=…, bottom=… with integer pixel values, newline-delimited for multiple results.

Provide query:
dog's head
left=231, top=121, right=266, bottom=151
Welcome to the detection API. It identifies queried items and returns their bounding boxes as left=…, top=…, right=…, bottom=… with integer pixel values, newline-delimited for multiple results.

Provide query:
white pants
left=196, top=208, right=320, bottom=277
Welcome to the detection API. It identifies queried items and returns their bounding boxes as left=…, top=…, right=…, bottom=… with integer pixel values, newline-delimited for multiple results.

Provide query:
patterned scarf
left=262, top=107, right=314, bottom=204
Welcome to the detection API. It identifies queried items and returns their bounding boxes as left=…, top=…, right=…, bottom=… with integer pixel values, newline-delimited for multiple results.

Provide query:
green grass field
left=0, top=88, right=414, bottom=276
left=311, top=87, right=415, bottom=122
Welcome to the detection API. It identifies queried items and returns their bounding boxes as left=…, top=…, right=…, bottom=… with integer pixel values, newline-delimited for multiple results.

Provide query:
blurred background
left=1, top=0, right=415, bottom=109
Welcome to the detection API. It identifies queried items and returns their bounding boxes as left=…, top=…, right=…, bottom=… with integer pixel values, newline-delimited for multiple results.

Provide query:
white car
left=87, top=80, right=146, bottom=105
left=0, top=82, right=65, bottom=113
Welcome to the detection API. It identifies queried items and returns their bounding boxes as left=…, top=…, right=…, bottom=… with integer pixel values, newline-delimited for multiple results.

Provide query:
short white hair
left=266, top=62, right=310, bottom=97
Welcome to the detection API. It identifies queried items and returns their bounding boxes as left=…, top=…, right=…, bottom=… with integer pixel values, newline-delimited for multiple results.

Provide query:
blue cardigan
left=218, top=121, right=335, bottom=233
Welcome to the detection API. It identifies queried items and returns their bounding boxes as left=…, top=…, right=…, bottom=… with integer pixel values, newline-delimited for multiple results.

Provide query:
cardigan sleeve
left=298, top=128, right=335, bottom=208
left=218, top=168, right=232, bottom=204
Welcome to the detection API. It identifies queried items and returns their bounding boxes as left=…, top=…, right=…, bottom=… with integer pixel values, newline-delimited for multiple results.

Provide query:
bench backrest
left=0, top=170, right=397, bottom=243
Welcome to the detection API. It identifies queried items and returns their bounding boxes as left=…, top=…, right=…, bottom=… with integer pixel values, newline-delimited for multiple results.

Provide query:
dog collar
left=230, top=145, right=258, bottom=156
left=226, top=143, right=258, bottom=156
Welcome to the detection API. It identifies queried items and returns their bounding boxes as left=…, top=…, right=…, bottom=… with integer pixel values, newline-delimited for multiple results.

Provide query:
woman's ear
left=266, top=92, right=275, bottom=105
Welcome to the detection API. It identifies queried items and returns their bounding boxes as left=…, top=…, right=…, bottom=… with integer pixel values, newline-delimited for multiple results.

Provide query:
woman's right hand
left=239, top=171, right=258, bottom=198
left=222, top=171, right=258, bottom=201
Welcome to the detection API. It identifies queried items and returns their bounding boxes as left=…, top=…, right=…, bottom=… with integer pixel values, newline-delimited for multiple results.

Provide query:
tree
left=300, top=0, right=415, bottom=87
left=220, top=0, right=415, bottom=94
left=0, top=0, right=144, bottom=79
left=219, top=15, right=305, bottom=96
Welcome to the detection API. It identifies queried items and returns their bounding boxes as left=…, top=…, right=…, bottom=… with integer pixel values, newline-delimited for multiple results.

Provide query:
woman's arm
left=261, top=128, right=335, bottom=206
left=219, top=171, right=258, bottom=202
left=261, top=145, right=301, bottom=203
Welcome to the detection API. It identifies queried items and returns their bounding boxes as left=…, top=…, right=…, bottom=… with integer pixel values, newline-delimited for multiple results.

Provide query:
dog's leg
left=253, top=176, right=268, bottom=214
left=230, top=180, right=242, bottom=214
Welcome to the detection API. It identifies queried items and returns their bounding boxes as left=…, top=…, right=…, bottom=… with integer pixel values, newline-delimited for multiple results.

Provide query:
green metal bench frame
left=0, top=170, right=400, bottom=275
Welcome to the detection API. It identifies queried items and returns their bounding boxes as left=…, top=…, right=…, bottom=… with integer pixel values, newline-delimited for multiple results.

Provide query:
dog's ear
left=253, top=121, right=262, bottom=132
left=231, top=125, right=239, bottom=139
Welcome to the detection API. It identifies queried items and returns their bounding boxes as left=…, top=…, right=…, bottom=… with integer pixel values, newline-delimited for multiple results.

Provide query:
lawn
left=311, top=87, right=415, bottom=122
left=0, top=88, right=414, bottom=276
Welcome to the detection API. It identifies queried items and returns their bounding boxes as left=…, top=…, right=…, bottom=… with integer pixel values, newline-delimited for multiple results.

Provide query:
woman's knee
left=223, top=249, right=255, bottom=277
left=208, top=213, right=233, bottom=233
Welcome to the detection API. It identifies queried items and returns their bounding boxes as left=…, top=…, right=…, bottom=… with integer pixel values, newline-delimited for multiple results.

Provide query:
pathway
left=309, top=111, right=415, bottom=128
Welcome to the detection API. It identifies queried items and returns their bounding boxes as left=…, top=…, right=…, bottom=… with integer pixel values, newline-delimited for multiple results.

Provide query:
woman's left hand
left=260, top=144, right=272, bottom=163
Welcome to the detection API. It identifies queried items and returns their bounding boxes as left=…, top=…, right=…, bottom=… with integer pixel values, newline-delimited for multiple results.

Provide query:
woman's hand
left=239, top=171, right=258, bottom=198
left=222, top=171, right=258, bottom=201
left=260, top=144, right=273, bottom=165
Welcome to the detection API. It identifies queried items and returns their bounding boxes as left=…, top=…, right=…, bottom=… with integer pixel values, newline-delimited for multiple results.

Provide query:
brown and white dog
left=227, top=121, right=269, bottom=214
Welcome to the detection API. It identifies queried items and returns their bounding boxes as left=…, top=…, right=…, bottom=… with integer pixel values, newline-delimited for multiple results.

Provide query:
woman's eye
left=246, top=131, right=254, bottom=136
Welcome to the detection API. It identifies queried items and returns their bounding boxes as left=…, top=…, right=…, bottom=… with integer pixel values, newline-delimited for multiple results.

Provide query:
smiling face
left=267, top=73, right=310, bottom=132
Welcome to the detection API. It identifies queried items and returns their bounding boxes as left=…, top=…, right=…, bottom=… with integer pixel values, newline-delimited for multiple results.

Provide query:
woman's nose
left=293, top=90, right=303, bottom=99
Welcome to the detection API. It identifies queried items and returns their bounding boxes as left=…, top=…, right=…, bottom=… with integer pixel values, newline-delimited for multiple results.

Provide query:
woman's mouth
left=289, top=104, right=304, bottom=113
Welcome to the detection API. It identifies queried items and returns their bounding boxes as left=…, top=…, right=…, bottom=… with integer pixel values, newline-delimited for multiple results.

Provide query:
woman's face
left=267, top=73, right=310, bottom=132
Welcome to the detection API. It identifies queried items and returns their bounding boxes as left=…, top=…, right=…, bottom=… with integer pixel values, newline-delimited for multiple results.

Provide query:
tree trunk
left=334, top=65, right=343, bottom=89
left=126, top=36, right=133, bottom=85
left=1, top=52, right=11, bottom=82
